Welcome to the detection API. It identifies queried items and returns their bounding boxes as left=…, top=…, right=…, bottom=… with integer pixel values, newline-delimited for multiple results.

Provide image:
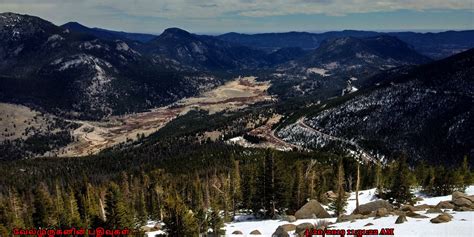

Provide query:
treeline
left=0, top=140, right=471, bottom=235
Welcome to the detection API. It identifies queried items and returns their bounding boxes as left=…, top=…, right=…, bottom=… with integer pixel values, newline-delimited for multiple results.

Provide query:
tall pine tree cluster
left=0, top=141, right=471, bottom=235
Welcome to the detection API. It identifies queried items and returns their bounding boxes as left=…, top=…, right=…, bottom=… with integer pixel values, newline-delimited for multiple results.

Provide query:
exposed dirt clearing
left=57, top=76, right=273, bottom=157
left=0, top=103, right=53, bottom=141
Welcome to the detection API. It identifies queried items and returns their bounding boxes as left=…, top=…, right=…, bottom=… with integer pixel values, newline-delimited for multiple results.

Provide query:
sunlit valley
left=0, top=6, right=473, bottom=237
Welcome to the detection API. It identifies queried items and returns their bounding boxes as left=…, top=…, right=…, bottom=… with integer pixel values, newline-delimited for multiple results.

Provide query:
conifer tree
left=32, top=183, right=57, bottom=227
left=7, top=188, right=25, bottom=228
left=330, top=159, right=347, bottom=217
left=259, top=150, right=284, bottom=218
left=386, top=155, right=414, bottom=206
left=208, top=203, right=224, bottom=236
left=374, top=161, right=382, bottom=188
left=54, top=182, right=67, bottom=227
left=460, top=156, right=472, bottom=188
left=195, top=208, right=208, bottom=235
left=231, top=160, right=242, bottom=218
left=163, top=194, right=199, bottom=236
left=136, top=190, right=148, bottom=226
left=422, top=166, right=436, bottom=195
left=105, top=182, right=133, bottom=229
left=64, top=188, right=81, bottom=226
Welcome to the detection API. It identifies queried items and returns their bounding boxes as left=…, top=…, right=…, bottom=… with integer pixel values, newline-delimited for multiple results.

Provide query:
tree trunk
left=356, top=162, right=360, bottom=210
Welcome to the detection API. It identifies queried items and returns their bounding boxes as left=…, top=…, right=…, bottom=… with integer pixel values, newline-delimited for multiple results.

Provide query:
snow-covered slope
left=223, top=186, right=474, bottom=237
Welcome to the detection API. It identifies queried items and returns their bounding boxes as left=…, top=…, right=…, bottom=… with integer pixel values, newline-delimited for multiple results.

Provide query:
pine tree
left=64, top=188, right=81, bottom=226
left=386, top=155, right=414, bottom=206
left=259, top=150, right=285, bottom=218
left=105, top=182, right=134, bottom=229
left=54, top=182, right=67, bottom=227
left=329, top=159, right=347, bottom=217
left=32, top=183, right=57, bottom=227
left=163, top=194, right=199, bottom=236
left=460, top=156, right=472, bottom=188
left=136, top=189, right=148, bottom=226
left=374, top=161, right=382, bottom=188
left=195, top=208, right=208, bottom=235
left=7, top=188, right=25, bottom=228
left=422, top=166, right=436, bottom=195
left=290, top=162, right=305, bottom=212
left=355, top=162, right=360, bottom=211
left=208, top=203, right=224, bottom=236
left=231, top=159, right=242, bottom=218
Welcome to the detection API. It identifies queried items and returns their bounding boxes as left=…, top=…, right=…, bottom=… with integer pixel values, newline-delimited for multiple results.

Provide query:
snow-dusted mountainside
left=61, top=22, right=157, bottom=43
left=218, top=30, right=474, bottom=59
left=267, top=36, right=431, bottom=100
left=283, top=36, right=430, bottom=77
left=277, top=49, right=474, bottom=165
left=141, top=27, right=272, bottom=71
left=222, top=186, right=474, bottom=237
left=0, top=13, right=218, bottom=119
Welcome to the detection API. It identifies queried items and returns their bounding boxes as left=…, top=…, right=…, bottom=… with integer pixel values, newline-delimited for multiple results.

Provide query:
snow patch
left=223, top=186, right=474, bottom=236
left=46, top=34, right=64, bottom=43
left=307, top=67, right=330, bottom=77
left=116, top=41, right=130, bottom=51
left=324, top=62, right=340, bottom=70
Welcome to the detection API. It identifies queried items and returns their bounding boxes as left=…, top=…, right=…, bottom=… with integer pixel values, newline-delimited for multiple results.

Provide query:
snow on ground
left=222, top=186, right=474, bottom=237
left=145, top=221, right=165, bottom=237
left=332, top=211, right=474, bottom=237
left=345, top=188, right=378, bottom=214
left=307, top=68, right=331, bottom=77
left=145, top=230, right=166, bottom=237
left=415, top=185, right=474, bottom=206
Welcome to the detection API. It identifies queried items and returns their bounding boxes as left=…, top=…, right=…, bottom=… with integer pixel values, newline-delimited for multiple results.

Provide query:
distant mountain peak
left=61, top=21, right=89, bottom=29
left=160, top=27, right=192, bottom=39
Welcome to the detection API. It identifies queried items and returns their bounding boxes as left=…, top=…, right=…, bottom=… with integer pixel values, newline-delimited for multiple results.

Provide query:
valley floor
left=0, top=76, right=272, bottom=157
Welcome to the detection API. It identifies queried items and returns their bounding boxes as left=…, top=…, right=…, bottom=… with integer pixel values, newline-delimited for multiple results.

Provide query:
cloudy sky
left=1, top=0, right=473, bottom=34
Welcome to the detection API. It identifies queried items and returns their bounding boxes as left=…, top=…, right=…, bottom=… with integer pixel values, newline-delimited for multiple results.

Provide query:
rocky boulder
left=453, top=197, right=472, bottom=207
left=336, top=214, right=365, bottom=223
left=271, top=227, right=289, bottom=237
left=430, top=213, right=452, bottom=223
left=232, top=230, right=243, bottom=235
left=295, top=223, right=315, bottom=235
left=454, top=206, right=474, bottom=211
left=295, top=200, right=331, bottom=219
left=400, top=205, right=418, bottom=212
left=353, top=200, right=393, bottom=215
left=375, top=208, right=389, bottom=217
left=250, top=230, right=262, bottom=235
left=452, top=191, right=467, bottom=200
left=406, top=211, right=429, bottom=219
left=278, top=224, right=296, bottom=232
left=395, top=214, right=407, bottom=224
left=281, top=215, right=296, bottom=222
left=467, top=195, right=474, bottom=202
left=436, top=201, right=454, bottom=209
left=426, top=207, right=443, bottom=214
left=415, top=204, right=433, bottom=210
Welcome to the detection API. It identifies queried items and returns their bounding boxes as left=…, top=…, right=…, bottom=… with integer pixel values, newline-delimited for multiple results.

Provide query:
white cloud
left=1, top=0, right=472, bottom=19
left=0, top=0, right=472, bottom=32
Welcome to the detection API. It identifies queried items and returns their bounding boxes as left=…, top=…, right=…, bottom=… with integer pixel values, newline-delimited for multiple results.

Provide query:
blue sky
left=0, top=0, right=472, bottom=34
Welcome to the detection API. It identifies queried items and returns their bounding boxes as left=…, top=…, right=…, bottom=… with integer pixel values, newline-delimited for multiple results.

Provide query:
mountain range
left=0, top=12, right=473, bottom=164
left=277, top=48, right=474, bottom=165
left=61, top=21, right=157, bottom=43
left=0, top=13, right=218, bottom=119
left=0, top=12, right=439, bottom=119
left=218, top=30, right=474, bottom=59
